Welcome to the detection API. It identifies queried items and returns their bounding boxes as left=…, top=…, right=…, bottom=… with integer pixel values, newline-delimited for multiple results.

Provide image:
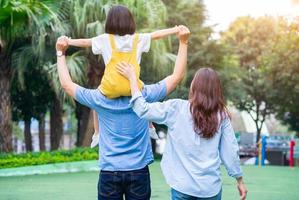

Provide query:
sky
left=203, top=0, right=299, bottom=33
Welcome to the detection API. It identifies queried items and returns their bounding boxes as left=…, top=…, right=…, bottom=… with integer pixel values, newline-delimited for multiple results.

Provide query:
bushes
left=0, top=147, right=99, bottom=169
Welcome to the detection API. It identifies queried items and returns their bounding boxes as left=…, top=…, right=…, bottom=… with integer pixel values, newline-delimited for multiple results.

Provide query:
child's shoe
left=149, top=127, right=159, bottom=140
left=91, top=132, right=99, bottom=148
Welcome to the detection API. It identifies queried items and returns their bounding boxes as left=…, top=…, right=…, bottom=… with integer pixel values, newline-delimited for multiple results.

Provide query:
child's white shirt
left=91, top=33, right=151, bottom=65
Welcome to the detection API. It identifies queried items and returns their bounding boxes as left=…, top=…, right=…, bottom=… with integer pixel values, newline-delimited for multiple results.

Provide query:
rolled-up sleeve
left=75, top=86, right=100, bottom=110
left=219, top=118, right=243, bottom=178
left=91, top=34, right=105, bottom=55
left=139, top=33, right=151, bottom=53
left=130, top=92, right=178, bottom=127
left=142, top=79, right=167, bottom=103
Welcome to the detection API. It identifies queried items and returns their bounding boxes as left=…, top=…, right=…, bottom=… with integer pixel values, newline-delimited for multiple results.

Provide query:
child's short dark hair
left=105, top=5, right=136, bottom=36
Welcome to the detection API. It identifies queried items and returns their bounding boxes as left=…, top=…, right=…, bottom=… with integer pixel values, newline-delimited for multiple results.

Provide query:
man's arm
left=164, top=25, right=190, bottom=95
left=118, top=26, right=190, bottom=97
left=151, top=26, right=179, bottom=40
left=56, top=37, right=78, bottom=98
left=68, top=38, right=92, bottom=48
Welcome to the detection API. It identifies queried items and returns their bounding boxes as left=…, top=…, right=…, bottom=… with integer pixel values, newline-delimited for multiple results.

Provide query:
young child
left=67, top=5, right=180, bottom=147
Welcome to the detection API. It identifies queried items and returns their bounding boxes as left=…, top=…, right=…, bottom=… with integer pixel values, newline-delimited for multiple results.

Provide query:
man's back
left=75, top=81, right=166, bottom=171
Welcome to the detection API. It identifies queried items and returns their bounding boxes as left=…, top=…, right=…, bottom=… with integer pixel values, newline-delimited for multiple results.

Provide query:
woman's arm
left=219, top=118, right=247, bottom=200
left=68, top=38, right=92, bottom=48
left=117, top=62, right=178, bottom=125
left=237, top=177, right=247, bottom=200
left=151, top=26, right=179, bottom=40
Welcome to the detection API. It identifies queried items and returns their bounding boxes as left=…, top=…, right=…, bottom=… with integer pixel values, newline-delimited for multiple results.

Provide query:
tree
left=44, top=53, right=86, bottom=149
left=0, top=0, right=60, bottom=152
left=221, top=16, right=286, bottom=143
left=161, top=0, right=226, bottom=99
left=263, top=19, right=299, bottom=133
left=11, top=65, right=53, bottom=152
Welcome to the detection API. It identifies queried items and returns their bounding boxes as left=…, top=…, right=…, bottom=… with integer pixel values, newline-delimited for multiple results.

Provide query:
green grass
left=0, top=162, right=299, bottom=200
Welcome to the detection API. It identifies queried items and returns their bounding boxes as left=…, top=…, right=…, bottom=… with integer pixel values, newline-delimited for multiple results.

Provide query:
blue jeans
left=98, top=166, right=151, bottom=200
left=171, top=188, right=222, bottom=200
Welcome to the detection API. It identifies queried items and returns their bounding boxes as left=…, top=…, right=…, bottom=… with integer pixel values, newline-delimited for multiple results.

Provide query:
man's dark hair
left=105, top=5, right=136, bottom=36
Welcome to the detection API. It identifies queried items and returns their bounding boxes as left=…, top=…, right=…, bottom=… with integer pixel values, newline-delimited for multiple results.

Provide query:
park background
left=0, top=0, right=299, bottom=199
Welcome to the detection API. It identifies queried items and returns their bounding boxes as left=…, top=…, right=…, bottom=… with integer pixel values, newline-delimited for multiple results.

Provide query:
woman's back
left=131, top=96, right=242, bottom=197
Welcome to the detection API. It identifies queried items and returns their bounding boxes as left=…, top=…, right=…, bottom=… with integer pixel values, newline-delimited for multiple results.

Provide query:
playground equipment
left=256, top=137, right=297, bottom=166
left=289, top=140, right=295, bottom=167
left=256, top=136, right=267, bottom=166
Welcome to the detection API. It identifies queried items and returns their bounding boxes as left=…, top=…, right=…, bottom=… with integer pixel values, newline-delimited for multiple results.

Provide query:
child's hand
left=117, top=62, right=136, bottom=81
left=178, top=25, right=190, bottom=44
left=173, top=25, right=180, bottom=33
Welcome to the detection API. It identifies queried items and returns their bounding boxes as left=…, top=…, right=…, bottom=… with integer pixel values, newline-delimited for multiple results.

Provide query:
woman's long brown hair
left=189, top=68, right=229, bottom=139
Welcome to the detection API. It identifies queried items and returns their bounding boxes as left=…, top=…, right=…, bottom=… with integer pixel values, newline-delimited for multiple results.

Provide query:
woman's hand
left=117, top=62, right=140, bottom=96
left=117, top=62, right=136, bottom=81
left=177, top=25, right=190, bottom=44
left=237, top=178, right=247, bottom=200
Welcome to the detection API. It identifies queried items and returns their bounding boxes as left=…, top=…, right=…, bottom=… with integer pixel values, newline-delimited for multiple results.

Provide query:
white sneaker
left=149, top=127, right=159, bottom=140
left=90, top=133, right=99, bottom=148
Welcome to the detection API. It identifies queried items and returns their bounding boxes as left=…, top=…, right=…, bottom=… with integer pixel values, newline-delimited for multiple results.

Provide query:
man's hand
left=237, top=178, right=247, bottom=200
left=56, top=36, right=69, bottom=54
left=177, top=25, right=190, bottom=44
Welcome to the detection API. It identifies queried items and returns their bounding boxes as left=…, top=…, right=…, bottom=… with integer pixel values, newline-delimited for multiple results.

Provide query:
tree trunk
left=81, top=111, right=95, bottom=146
left=24, top=119, right=33, bottom=151
left=38, top=114, right=46, bottom=151
left=50, top=95, right=63, bottom=150
left=75, top=55, right=104, bottom=147
left=0, top=55, right=13, bottom=153
left=256, top=125, right=262, bottom=144
left=255, top=119, right=264, bottom=145
left=75, top=103, right=91, bottom=146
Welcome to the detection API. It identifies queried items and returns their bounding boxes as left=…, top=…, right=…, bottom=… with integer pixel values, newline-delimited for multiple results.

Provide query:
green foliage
left=0, top=147, right=99, bottom=169
left=159, top=0, right=225, bottom=99
left=262, top=20, right=299, bottom=132
left=44, top=52, right=87, bottom=103
left=221, top=16, right=283, bottom=142
left=12, top=122, right=23, bottom=140
left=221, top=16, right=299, bottom=138
left=0, top=0, right=63, bottom=56
left=11, top=59, right=54, bottom=122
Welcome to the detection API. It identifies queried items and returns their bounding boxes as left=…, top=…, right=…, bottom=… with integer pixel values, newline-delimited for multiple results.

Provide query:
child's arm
left=68, top=38, right=92, bottom=48
left=93, top=110, right=100, bottom=134
left=151, top=26, right=179, bottom=40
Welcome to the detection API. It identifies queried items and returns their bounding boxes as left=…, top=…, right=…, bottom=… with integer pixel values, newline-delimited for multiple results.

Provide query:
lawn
left=0, top=162, right=299, bottom=200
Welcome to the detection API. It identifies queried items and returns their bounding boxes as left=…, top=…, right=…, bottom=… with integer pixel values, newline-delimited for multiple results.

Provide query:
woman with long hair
left=117, top=66, right=247, bottom=200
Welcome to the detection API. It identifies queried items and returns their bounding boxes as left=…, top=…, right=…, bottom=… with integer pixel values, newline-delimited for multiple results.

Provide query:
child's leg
left=93, top=110, right=99, bottom=134
left=91, top=110, right=100, bottom=148
left=149, top=122, right=159, bottom=140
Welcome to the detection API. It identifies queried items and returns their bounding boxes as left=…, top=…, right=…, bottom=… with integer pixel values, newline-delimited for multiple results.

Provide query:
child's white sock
left=91, top=132, right=99, bottom=148
left=149, top=127, right=159, bottom=140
